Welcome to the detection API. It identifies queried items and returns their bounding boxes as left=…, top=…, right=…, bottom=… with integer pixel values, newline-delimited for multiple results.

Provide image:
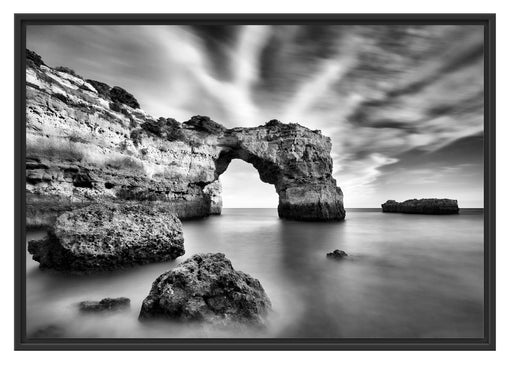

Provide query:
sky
left=27, top=25, right=484, bottom=208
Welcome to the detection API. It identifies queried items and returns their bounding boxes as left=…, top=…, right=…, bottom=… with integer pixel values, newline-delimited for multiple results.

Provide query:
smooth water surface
left=26, top=208, right=484, bottom=338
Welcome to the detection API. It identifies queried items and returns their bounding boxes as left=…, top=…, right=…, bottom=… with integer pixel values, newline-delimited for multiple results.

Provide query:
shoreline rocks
left=27, top=203, right=185, bottom=272
left=79, top=297, right=131, bottom=313
left=381, top=199, right=459, bottom=214
left=139, top=253, right=271, bottom=326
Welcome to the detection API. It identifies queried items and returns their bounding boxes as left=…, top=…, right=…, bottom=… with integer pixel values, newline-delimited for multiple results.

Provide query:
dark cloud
left=256, top=26, right=344, bottom=102
left=426, top=92, right=484, bottom=120
left=380, top=132, right=484, bottom=173
left=385, top=43, right=483, bottom=99
left=346, top=33, right=484, bottom=129
left=189, top=25, right=238, bottom=79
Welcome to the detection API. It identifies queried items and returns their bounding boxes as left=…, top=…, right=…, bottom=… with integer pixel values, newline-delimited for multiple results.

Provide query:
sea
left=25, top=208, right=484, bottom=339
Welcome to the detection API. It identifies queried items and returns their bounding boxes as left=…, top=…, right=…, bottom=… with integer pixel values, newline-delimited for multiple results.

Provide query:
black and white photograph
left=14, top=14, right=495, bottom=350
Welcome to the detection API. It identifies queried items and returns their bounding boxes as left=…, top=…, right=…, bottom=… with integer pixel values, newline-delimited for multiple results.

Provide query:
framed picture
left=14, top=13, right=496, bottom=350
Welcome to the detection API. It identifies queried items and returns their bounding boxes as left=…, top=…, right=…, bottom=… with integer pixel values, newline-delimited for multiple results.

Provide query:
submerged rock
left=139, top=253, right=271, bottom=326
left=29, top=325, right=65, bottom=338
left=326, top=249, right=348, bottom=259
left=27, top=203, right=185, bottom=272
left=79, top=297, right=131, bottom=312
left=25, top=49, right=345, bottom=226
left=381, top=199, right=459, bottom=214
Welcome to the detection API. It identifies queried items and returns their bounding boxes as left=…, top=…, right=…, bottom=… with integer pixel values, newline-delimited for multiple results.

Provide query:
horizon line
left=221, top=207, right=485, bottom=209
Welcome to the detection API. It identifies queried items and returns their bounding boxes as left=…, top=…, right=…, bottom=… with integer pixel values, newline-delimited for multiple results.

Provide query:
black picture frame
left=14, top=13, right=496, bottom=351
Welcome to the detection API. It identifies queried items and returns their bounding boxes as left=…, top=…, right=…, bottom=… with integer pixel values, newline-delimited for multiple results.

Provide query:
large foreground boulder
left=139, top=253, right=271, bottom=326
left=381, top=199, right=459, bottom=214
left=27, top=203, right=185, bottom=272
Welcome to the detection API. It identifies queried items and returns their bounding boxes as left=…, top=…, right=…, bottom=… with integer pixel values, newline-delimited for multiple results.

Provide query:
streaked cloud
left=27, top=24, right=484, bottom=207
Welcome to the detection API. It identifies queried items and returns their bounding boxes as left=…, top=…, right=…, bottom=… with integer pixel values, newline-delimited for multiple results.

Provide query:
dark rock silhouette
left=109, top=86, right=140, bottom=109
left=141, top=117, right=186, bottom=142
left=326, top=249, right=348, bottom=259
left=25, top=49, right=345, bottom=227
left=27, top=203, right=184, bottom=272
left=26, top=49, right=45, bottom=68
left=184, top=115, right=226, bottom=134
left=139, top=253, right=271, bottom=326
left=86, top=79, right=111, bottom=98
left=79, top=297, right=131, bottom=312
left=381, top=199, right=459, bottom=214
left=54, top=66, right=82, bottom=78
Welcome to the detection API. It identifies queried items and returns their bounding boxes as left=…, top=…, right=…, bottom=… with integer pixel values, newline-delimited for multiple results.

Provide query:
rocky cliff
left=25, top=50, right=345, bottom=227
left=381, top=199, right=459, bottom=214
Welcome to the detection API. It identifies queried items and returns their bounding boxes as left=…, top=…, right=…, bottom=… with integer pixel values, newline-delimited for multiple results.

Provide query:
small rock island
left=381, top=199, right=459, bottom=215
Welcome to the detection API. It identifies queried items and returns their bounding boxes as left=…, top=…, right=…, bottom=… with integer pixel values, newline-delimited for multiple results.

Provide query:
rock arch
left=24, top=52, right=345, bottom=226
left=211, top=121, right=346, bottom=221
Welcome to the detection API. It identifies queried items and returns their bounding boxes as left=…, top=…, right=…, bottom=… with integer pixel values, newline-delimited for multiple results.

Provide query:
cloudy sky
left=27, top=25, right=484, bottom=208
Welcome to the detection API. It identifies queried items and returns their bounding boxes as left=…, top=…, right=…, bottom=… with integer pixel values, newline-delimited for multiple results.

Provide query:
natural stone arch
left=212, top=121, right=346, bottom=221
left=24, top=49, right=346, bottom=225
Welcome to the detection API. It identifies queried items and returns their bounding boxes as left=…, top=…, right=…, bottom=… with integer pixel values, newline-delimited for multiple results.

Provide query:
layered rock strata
left=139, top=253, right=271, bottom=326
left=381, top=199, right=459, bottom=214
left=25, top=49, right=345, bottom=226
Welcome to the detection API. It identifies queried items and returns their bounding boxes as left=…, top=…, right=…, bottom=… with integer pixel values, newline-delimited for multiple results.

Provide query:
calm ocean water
left=25, top=208, right=484, bottom=338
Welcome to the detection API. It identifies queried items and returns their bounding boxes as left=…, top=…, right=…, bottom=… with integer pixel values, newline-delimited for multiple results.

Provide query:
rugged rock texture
left=381, top=199, right=459, bottom=214
left=139, top=253, right=271, bottom=326
left=27, top=203, right=185, bottom=272
left=217, top=120, right=345, bottom=221
left=326, top=249, right=348, bottom=259
left=79, top=297, right=131, bottom=312
left=25, top=49, right=345, bottom=227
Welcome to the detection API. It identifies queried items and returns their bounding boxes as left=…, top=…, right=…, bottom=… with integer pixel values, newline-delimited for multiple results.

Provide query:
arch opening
left=218, top=159, right=278, bottom=208
left=214, top=149, right=282, bottom=185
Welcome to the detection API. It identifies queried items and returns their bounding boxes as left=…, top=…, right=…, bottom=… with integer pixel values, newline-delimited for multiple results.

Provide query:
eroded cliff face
left=25, top=50, right=345, bottom=227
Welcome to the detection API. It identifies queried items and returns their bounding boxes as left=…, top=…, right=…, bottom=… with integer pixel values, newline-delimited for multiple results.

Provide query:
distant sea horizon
left=221, top=207, right=485, bottom=212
